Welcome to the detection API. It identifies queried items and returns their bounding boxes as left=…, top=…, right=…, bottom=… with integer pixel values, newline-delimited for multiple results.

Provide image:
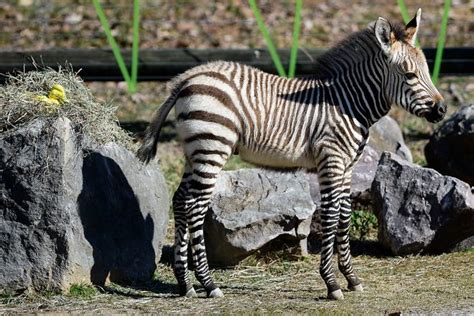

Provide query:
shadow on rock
left=77, top=151, right=156, bottom=287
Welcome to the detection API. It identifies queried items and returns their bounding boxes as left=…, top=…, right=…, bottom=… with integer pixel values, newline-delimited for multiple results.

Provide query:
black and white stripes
left=137, top=9, right=444, bottom=300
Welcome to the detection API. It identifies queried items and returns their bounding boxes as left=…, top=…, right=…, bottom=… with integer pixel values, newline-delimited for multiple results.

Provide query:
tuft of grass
left=0, top=66, right=134, bottom=150
left=68, top=283, right=97, bottom=299
left=223, top=154, right=254, bottom=170
left=350, top=210, right=378, bottom=240
left=0, top=291, right=18, bottom=305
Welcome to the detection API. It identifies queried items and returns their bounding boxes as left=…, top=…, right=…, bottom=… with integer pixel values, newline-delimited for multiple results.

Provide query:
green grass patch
left=223, top=154, right=254, bottom=170
left=350, top=210, right=378, bottom=240
left=68, top=283, right=97, bottom=299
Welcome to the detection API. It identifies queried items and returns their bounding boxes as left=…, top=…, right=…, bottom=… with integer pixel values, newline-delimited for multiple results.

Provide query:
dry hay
left=0, top=66, right=133, bottom=149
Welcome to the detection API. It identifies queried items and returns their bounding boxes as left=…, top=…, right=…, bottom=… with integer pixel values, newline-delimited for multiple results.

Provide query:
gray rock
left=369, top=116, right=412, bottom=162
left=348, top=145, right=381, bottom=211
left=372, top=152, right=474, bottom=255
left=0, top=117, right=169, bottom=293
left=425, top=104, right=474, bottom=186
left=352, top=116, right=412, bottom=209
left=205, top=169, right=315, bottom=266
left=449, top=236, right=474, bottom=252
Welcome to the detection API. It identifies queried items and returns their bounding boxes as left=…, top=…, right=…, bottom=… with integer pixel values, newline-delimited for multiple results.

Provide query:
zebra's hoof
left=184, top=288, right=197, bottom=298
left=328, top=289, right=344, bottom=300
left=208, top=287, right=224, bottom=298
left=349, top=283, right=364, bottom=292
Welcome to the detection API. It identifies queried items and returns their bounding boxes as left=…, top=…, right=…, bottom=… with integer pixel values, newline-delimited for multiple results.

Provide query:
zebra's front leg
left=318, top=164, right=345, bottom=300
left=337, top=175, right=363, bottom=292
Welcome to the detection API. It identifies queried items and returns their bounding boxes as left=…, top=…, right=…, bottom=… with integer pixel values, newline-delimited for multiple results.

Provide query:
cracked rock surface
left=372, top=152, right=474, bottom=255
left=205, top=169, right=315, bottom=266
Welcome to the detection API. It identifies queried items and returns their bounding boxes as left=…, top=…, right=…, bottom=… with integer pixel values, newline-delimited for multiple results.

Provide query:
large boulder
left=0, top=117, right=169, bottom=293
left=372, top=152, right=474, bottom=255
left=369, top=116, right=412, bottom=162
left=205, top=169, right=315, bottom=266
left=425, top=104, right=474, bottom=186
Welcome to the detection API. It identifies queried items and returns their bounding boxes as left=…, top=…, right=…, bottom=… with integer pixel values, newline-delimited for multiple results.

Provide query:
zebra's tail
left=136, top=81, right=184, bottom=164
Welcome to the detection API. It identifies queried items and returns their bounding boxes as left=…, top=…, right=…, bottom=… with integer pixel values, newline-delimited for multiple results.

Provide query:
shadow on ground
left=308, top=238, right=391, bottom=257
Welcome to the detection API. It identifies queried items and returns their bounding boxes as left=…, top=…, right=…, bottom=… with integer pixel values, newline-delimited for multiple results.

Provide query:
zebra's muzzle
left=424, top=101, right=446, bottom=123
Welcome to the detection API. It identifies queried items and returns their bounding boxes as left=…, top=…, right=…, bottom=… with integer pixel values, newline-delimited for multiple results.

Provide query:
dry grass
left=0, top=67, right=133, bottom=149
left=2, top=222, right=472, bottom=314
left=1, top=247, right=472, bottom=314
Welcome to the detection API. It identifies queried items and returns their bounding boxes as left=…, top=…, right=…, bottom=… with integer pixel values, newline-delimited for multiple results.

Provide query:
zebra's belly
left=237, top=146, right=316, bottom=169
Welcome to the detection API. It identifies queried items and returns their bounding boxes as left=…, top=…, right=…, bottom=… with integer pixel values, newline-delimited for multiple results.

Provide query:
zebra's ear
left=405, top=8, right=421, bottom=47
left=374, top=17, right=393, bottom=55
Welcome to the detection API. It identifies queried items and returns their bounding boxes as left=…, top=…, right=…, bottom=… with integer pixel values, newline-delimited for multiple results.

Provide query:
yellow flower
left=34, top=84, right=68, bottom=113
left=48, top=84, right=68, bottom=104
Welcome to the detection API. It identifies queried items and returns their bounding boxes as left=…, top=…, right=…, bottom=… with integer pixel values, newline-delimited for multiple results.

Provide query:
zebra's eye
left=405, top=72, right=417, bottom=80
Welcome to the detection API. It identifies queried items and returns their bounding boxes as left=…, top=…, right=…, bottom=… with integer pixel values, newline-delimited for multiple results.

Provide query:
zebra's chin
left=424, top=110, right=445, bottom=123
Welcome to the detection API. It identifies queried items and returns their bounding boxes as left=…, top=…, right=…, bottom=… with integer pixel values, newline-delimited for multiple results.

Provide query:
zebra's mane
left=312, top=20, right=407, bottom=79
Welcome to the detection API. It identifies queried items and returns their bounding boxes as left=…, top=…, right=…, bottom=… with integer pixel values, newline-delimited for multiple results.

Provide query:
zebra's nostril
left=435, top=102, right=447, bottom=116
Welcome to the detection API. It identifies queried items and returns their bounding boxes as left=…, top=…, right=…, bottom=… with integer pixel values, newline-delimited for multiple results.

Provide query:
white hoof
left=208, top=288, right=224, bottom=298
left=349, top=284, right=364, bottom=292
left=185, top=288, right=197, bottom=298
left=328, top=289, right=344, bottom=300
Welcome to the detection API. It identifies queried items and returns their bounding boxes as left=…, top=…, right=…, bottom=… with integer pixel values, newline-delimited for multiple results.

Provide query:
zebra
left=137, top=9, right=445, bottom=300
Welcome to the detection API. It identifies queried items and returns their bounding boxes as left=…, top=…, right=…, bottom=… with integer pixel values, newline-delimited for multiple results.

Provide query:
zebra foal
left=137, top=9, right=445, bottom=300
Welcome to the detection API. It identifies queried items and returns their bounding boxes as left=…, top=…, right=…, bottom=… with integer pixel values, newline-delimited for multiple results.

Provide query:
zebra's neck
left=309, top=30, right=392, bottom=130
left=323, top=53, right=391, bottom=129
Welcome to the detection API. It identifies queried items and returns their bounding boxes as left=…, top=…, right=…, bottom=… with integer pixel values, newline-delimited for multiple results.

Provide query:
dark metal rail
left=0, top=48, right=472, bottom=83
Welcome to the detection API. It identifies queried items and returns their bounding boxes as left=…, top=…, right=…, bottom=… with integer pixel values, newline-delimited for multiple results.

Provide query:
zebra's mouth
left=424, top=110, right=444, bottom=123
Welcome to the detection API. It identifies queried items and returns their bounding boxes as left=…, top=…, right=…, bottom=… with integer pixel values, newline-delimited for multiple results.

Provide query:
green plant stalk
left=397, top=0, right=411, bottom=24
left=130, top=0, right=140, bottom=93
left=432, top=0, right=451, bottom=85
left=248, top=0, right=287, bottom=77
left=93, top=0, right=133, bottom=91
left=288, top=0, right=302, bottom=78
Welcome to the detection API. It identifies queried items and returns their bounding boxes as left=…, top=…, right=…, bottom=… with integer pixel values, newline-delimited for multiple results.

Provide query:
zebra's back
left=173, top=61, right=332, bottom=169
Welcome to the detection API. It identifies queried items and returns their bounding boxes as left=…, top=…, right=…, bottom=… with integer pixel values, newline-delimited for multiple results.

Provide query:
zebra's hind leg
left=337, top=175, right=363, bottom=292
left=172, top=165, right=196, bottom=297
left=186, top=158, right=229, bottom=298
